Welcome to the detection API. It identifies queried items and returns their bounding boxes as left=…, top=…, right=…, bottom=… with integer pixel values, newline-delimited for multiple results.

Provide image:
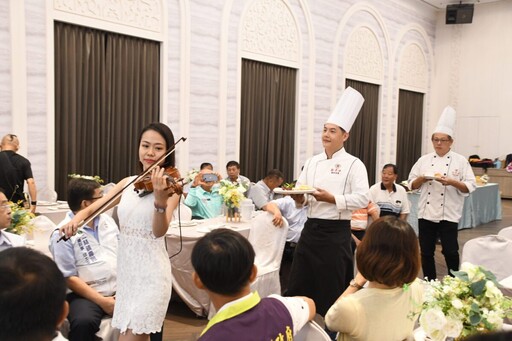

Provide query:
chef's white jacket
left=408, top=150, right=476, bottom=223
left=298, top=148, right=369, bottom=220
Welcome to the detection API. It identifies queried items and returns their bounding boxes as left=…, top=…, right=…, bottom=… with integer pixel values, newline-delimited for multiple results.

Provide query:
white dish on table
left=170, top=221, right=198, bottom=228
left=273, top=188, right=316, bottom=195
left=196, top=223, right=225, bottom=233
left=37, top=201, right=58, bottom=206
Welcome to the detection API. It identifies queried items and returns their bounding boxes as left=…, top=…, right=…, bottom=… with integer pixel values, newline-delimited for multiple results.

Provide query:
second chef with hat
left=408, top=106, right=476, bottom=281
left=286, top=87, right=370, bottom=319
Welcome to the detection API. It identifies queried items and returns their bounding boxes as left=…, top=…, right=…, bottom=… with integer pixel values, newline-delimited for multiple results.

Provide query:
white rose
left=420, top=308, right=447, bottom=333
left=450, top=298, right=464, bottom=310
left=485, top=310, right=503, bottom=329
left=444, top=317, right=463, bottom=338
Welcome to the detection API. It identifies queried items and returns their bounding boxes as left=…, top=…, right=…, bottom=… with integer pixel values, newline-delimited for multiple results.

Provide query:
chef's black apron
left=285, top=218, right=353, bottom=316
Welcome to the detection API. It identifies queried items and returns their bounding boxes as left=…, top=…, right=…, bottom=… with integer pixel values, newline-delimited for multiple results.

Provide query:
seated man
left=0, top=247, right=69, bottom=341
left=369, top=163, right=410, bottom=220
left=0, top=187, right=26, bottom=251
left=49, top=178, right=118, bottom=341
left=184, top=169, right=223, bottom=219
left=248, top=169, right=284, bottom=210
left=183, top=162, right=214, bottom=197
left=191, top=228, right=315, bottom=340
left=225, top=160, right=251, bottom=191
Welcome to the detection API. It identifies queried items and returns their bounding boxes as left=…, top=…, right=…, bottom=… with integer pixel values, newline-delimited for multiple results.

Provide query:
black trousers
left=66, top=293, right=163, bottom=341
left=418, top=219, right=459, bottom=281
left=286, top=218, right=352, bottom=316
left=67, top=293, right=105, bottom=341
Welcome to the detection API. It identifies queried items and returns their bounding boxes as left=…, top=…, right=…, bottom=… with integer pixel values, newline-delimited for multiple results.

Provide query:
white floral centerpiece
left=184, top=169, right=200, bottom=185
left=6, top=201, right=35, bottom=235
left=419, top=262, right=512, bottom=340
left=218, top=179, right=247, bottom=221
left=68, top=173, right=104, bottom=184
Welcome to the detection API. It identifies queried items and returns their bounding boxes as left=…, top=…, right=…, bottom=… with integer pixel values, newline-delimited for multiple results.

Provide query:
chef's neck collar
left=435, top=148, right=452, bottom=158
left=324, top=147, right=345, bottom=159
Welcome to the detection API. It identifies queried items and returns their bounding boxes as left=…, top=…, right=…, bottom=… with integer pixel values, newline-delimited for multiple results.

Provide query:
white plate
left=274, top=188, right=316, bottom=195
left=196, top=224, right=225, bottom=233
left=424, top=175, right=442, bottom=181
left=170, top=221, right=198, bottom=227
left=37, top=201, right=58, bottom=206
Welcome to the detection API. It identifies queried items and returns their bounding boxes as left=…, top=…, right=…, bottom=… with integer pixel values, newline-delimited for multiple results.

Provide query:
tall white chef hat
left=326, top=87, right=365, bottom=132
left=433, top=106, right=456, bottom=137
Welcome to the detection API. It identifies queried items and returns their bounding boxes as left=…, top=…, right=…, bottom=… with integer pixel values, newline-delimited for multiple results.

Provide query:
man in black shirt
left=0, top=134, right=37, bottom=213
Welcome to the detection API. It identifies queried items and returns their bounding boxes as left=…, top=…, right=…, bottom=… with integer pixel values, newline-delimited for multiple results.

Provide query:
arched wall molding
left=398, top=42, right=428, bottom=92
left=344, top=25, right=384, bottom=85
left=239, top=0, right=301, bottom=67
left=217, top=0, right=312, bottom=177
left=331, top=3, right=391, bottom=110
left=45, top=0, right=168, bottom=188
left=392, top=23, right=434, bottom=156
left=52, top=0, right=165, bottom=40
left=333, top=3, right=390, bottom=180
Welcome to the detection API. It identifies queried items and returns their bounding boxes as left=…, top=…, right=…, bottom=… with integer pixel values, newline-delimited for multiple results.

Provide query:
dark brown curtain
left=240, top=59, right=297, bottom=182
left=396, top=89, right=424, bottom=182
left=54, top=22, right=160, bottom=199
left=344, top=79, right=379, bottom=185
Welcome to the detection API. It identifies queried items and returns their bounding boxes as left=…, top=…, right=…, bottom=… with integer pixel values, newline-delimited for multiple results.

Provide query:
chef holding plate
left=285, top=87, right=369, bottom=320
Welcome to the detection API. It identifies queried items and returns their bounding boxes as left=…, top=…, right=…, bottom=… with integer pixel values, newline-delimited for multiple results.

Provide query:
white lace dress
left=111, top=179, right=172, bottom=334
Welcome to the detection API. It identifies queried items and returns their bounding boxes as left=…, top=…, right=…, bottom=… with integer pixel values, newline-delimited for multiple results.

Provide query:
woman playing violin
left=61, top=122, right=180, bottom=341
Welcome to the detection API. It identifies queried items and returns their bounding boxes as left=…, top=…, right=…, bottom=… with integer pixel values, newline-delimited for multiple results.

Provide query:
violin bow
left=58, top=137, right=187, bottom=242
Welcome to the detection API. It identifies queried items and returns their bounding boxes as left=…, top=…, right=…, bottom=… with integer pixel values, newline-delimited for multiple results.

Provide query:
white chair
left=248, top=212, right=289, bottom=298
left=462, top=235, right=512, bottom=296
left=38, top=187, right=58, bottom=203
left=173, top=203, right=192, bottom=221
left=61, top=317, right=119, bottom=341
left=294, top=321, right=332, bottom=341
left=498, top=226, right=512, bottom=240
left=31, top=215, right=56, bottom=256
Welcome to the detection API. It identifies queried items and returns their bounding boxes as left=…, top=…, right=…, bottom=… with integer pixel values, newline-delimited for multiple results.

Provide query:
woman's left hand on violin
left=151, top=166, right=183, bottom=201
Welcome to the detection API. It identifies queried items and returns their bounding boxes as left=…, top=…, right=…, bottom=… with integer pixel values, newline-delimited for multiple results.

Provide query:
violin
left=133, top=166, right=186, bottom=197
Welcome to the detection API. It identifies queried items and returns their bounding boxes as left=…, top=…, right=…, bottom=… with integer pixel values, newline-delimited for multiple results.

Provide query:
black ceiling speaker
left=446, top=4, right=474, bottom=24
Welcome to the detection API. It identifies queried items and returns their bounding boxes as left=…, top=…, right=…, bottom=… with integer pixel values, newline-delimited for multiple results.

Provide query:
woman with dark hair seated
left=325, top=216, right=424, bottom=341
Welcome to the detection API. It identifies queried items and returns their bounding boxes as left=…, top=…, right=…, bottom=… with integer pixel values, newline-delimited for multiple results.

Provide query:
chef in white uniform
left=286, top=87, right=369, bottom=318
left=408, top=106, right=476, bottom=280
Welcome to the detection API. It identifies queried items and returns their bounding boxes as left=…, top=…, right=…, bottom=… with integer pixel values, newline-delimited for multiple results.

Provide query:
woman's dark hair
left=191, top=228, right=255, bottom=296
left=138, top=122, right=176, bottom=169
left=357, top=216, right=420, bottom=287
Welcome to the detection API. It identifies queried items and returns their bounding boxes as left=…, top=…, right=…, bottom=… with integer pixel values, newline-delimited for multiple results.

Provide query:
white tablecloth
left=36, top=203, right=69, bottom=225
left=165, top=215, right=253, bottom=316
left=407, top=183, right=502, bottom=234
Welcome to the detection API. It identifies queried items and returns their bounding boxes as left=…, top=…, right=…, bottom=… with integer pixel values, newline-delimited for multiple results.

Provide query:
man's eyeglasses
left=87, top=195, right=103, bottom=201
left=0, top=204, right=11, bottom=212
left=432, top=138, right=450, bottom=144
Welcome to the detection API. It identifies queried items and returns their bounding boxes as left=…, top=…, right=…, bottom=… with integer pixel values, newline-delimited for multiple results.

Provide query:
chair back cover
left=172, top=203, right=192, bottom=222
left=38, top=187, right=58, bottom=202
left=248, top=212, right=288, bottom=297
left=248, top=212, right=288, bottom=272
left=32, top=215, right=56, bottom=255
left=462, top=235, right=512, bottom=281
left=498, top=226, right=512, bottom=240
left=294, top=321, right=332, bottom=341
